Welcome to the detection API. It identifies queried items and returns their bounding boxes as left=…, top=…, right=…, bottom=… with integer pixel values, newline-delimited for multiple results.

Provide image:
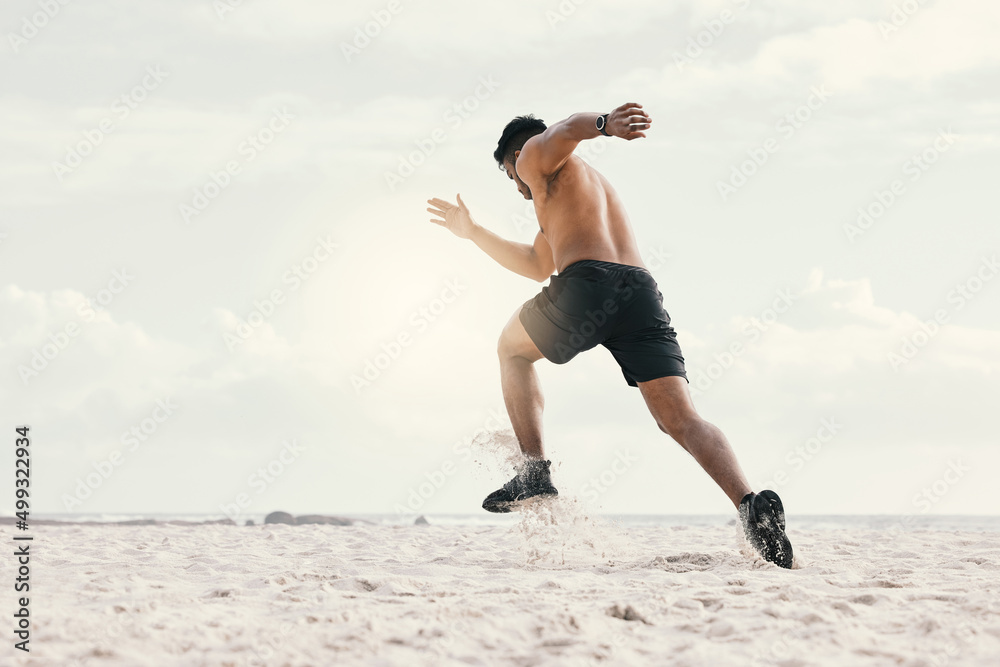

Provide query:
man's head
left=494, top=114, right=546, bottom=200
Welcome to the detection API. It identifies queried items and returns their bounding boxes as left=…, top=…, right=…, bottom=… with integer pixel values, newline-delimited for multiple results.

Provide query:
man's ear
left=513, top=149, right=520, bottom=161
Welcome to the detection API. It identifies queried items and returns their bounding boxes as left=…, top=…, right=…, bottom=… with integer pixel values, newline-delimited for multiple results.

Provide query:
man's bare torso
left=524, top=155, right=646, bottom=274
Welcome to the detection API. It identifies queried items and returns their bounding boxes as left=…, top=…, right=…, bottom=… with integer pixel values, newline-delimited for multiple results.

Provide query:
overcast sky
left=1, top=0, right=998, bottom=520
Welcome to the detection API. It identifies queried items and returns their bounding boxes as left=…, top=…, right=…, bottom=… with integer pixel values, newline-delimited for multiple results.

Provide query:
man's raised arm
left=518, top=102, right=652, bottom=176
left=427, top=195, right=555, bottom=282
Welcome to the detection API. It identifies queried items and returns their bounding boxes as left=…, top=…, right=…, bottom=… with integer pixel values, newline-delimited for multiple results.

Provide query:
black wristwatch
left=596, top=113, right=610, bottom=136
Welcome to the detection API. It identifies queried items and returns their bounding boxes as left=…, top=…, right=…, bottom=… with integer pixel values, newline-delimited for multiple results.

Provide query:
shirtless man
left=427, top=103, right=793, bottom=568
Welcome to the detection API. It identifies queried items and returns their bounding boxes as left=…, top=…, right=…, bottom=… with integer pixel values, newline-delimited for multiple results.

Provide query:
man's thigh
left=500, top=305, right=545, bottom=362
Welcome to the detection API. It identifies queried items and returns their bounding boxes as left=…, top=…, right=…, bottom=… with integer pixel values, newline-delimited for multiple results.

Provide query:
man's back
left=522, top=150, right=646, bottom=274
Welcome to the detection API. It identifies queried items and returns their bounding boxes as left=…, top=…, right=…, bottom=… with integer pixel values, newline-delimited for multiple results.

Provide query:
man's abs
left=532, top=157, right=646, bottom=274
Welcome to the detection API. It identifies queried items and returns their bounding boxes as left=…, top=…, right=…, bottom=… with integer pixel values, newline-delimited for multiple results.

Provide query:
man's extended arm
left=468, top=225, right=554, bottom=282
left=427, top=195, right=555, bottom=282
left=519, top=102, right=651, bottom=176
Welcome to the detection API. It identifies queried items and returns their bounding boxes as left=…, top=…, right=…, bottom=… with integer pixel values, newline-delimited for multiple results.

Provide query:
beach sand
left=10, top=501, right=1000, bottom=666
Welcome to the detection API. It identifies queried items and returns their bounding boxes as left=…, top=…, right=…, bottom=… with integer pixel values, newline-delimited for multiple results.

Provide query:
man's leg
left=497, top=306, right=546, bottom=459
left=636, top=375, right=752, bottom=507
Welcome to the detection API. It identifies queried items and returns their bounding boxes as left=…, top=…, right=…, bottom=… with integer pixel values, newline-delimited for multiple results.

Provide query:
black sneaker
left=482, top=459, right=559, bottom=513
left=739, top=490, right=793, bottom=568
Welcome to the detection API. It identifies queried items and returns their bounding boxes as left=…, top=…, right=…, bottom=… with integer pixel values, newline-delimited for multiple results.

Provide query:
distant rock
left=295, top=514, right=352, bottom=526
left=245, top=519, right=255, bottom=526
left=414, top=515, right=429, bottom=525
left=264, top=511, right=296, bottom=525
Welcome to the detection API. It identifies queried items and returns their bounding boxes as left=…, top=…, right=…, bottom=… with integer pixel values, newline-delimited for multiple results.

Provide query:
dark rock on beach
left=165, top=518, right=236, bottom=526
left=264, top=511, right=297, bottom=525
left=414, top=515, right=430, bottom=525
left=262, top=511, right=354, bottom=526
left=295, top=514, right=352, bottom=526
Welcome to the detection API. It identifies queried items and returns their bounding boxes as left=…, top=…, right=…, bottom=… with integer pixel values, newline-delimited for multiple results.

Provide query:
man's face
left=504, top=151, right=532, bottom=200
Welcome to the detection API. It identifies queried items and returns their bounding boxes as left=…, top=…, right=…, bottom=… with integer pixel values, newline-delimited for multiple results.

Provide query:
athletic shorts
left=518, top=259, right=688, bottom=387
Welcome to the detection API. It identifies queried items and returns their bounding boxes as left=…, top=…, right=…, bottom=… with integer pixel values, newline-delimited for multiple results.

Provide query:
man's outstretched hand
left=427, top=194, right=476, bottom=239
left=607, top=102, right=651, bottom=141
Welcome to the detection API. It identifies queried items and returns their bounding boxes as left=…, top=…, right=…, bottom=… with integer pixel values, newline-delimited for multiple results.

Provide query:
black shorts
left=518, top=259, right=688, bottom=387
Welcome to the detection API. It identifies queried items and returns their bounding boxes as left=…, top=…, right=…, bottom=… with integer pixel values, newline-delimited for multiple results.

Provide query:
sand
left=9, top=501, right=1000, bottom=666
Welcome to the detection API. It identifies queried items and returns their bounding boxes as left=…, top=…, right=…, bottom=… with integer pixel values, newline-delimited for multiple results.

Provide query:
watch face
left=596, top=116, right=605, bottom=130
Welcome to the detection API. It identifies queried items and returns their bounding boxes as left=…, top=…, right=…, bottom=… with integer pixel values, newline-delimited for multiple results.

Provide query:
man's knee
left=497, top=323, right=524, bottom=360
left=657, top=413, right=701, bottom=444
left=498, top=310, right=543, bottom=362
left=497, top=329, right=512, bottom=359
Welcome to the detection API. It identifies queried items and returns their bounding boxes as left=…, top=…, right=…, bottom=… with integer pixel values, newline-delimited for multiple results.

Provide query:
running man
left=427, top=103, right=793, bottom=568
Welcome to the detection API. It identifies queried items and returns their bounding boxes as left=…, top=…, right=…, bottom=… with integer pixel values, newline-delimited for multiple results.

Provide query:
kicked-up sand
left=9, top=500, right=1000, bottom=666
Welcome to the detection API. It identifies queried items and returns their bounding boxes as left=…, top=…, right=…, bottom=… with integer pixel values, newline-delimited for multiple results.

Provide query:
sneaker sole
left=482, top=489, right=558, bottom=514
left=752, top=492, right=793, bottom=568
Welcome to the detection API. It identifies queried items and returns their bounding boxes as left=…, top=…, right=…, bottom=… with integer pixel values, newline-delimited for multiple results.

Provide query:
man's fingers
left=428, top=197, right=454, bottom=208
left=626, top=114, right=651, bottom=125
left=624, top=131, right=647, bottom=140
